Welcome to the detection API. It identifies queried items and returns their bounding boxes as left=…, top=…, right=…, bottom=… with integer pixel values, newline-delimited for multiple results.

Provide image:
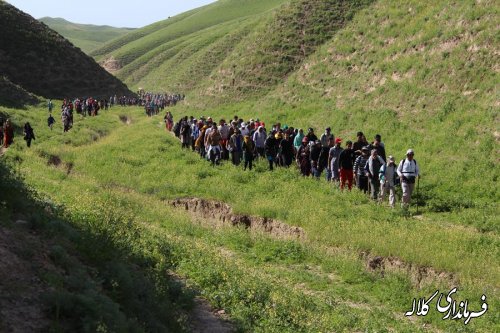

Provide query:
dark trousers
left=357, top=175, right=368, bottom=193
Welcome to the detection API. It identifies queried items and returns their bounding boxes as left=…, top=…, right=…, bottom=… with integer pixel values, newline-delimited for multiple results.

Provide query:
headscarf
left=293, top=130, right=305, bottom=147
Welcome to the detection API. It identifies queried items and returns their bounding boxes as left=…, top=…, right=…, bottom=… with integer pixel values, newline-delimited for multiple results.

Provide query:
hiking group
left=0, top=118, right=35, bottom=149
left=169, top=115, right=420, bottom=209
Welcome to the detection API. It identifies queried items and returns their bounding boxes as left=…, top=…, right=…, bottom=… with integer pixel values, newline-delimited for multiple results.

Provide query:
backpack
left=399, top=159, right=417, bottom=184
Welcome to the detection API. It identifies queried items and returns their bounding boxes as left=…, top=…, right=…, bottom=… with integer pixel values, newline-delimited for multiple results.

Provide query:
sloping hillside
left=39, top=17, right=135, bottom=54
left=255, top=0, right=499, bottom=205
left=169, top=0, right=497, bottom=206
left=0, top=2, right=133, bottom=100
left=91, top=0, right=289, bottom=83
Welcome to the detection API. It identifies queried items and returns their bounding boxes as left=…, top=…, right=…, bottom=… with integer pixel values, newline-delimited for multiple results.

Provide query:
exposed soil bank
left=169, top=197, right=305, bottom=239
left=361, top=251, right=457, bottom=288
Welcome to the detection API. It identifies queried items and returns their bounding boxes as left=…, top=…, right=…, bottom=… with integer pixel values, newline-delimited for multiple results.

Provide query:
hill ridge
left=0, top=2, right=133, bottom=102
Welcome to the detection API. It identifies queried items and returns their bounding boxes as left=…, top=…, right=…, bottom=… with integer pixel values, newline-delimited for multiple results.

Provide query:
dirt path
left=189, top=297, right=234, bottom=333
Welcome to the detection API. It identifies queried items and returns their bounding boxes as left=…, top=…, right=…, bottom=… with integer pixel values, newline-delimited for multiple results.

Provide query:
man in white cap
left=397, top=149, right=420, bottom=209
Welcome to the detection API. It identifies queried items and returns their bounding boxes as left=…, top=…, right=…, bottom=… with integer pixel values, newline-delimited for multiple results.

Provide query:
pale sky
left=6, top=0, right=217, bottom=28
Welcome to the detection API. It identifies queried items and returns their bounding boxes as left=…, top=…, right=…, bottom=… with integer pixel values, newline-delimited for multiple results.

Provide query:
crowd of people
left=46, top=92, right=184, bottom=133
left=169, top=115, right=420, bottom=209
left=138, top=91, right=185, bottom=116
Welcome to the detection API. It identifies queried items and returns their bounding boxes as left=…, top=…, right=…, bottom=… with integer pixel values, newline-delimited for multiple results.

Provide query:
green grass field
left=1, top=103, right=498, bottom=332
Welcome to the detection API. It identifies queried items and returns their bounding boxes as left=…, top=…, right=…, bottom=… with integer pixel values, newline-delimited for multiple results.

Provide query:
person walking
left=354, top=146, right=370, bottom=193
left=338, top=140, right=356, bottom=190
left=242, top=135, right=255, bottom=170
left=293, top=128, right=304, bottom=154
left=47, top=114, right=55, bottom=130
left=328, top=138, right=343, bottom=183
left=264, top=132, right=278, bottom=171
left=366, top=149, right=385, bottom=200
left=23, top=122, right=35, bottom=148
left=296, top=137, right=311, bottom=176
left=310, top=140, right=322, bottom=179
left=397, top=149, right=420, bottom=209
left=3, top=119, right=14, bottom=148
left=227, top=128, right=243, bottom=166
left=379, top=156, right=397, bottom=208
left=279, top=132, right=294, bottom=167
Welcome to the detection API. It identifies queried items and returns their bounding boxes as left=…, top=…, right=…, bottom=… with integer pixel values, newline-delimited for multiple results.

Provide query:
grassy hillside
left=1, top=104, right=498, bottom=332
left=91, top=0, right=288, bottom=78
left=39, top=17, right=135, bottom=54
left=0, top=2, right=133, bottom=101
left=170, top=0, right=498, bottom=207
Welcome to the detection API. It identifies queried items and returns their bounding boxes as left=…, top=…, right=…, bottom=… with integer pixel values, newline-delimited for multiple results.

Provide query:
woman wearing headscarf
left=296, top=137, right=311, bottom=176
left=293, top=128, right=304, bottom=153
left=3, top=119, right=14, bottom=148
left=279, top=132, right=294, bottom=167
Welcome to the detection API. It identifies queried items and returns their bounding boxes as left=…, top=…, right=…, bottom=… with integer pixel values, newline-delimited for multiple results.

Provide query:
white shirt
left=397, top=158, right=419, bottom=178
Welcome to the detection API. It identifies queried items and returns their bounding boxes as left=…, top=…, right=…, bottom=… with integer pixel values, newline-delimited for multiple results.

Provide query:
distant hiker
left=252, top=126, right=267, bottom=158
left=173, top=120, right=181, bottom=138
left=318, top=127, right=332, bottom=177
left=310, top=140, right=322, bottom=178
left=218, top=119, right=230, bottom=160
left=353, top=131, right=368, bottom=155
left=296, top=137, right=311, bottom=176
left=165, top=111, right=173, bottom=131
left=354, top=146, right=370, bottom=193
left=293, top=128, right=304, bottom=152
left=264, top=132, right=278, bottom=171
left=61, top=108, right=71, bottom=132
left=279, top=132, right=294, bottom=167
left=306, top=128, right=318, bottom=142
left=338, top=140, right=355, bottom=190
left=48, top=99, right=53, bottom=112
left=371, top=138, right=386, bottom=162
left=242, top=135, right=255, bottom=171
left=3, top=119, right=14, bottom=148
left=23, top=122, right=35, bottom=148
left=206, top=124, right=221, bottom=166
left=180, top=116, right=191, bottom=149
left=374, top=134, right=385, bottom=149
left=397, top=149, right=420, bottom=209
left=191, top=119, right=200, bottom=151
left=328, top=138, right=343, bottom=183
left=227, top=128, right=243, bottom=166
left=379, top=155, right=397, bottom=208
left=196, top=125, right=208, bottom=158
left=47, top=114, right=55, bottom=130
left=366, top=149, right=385, bottom=200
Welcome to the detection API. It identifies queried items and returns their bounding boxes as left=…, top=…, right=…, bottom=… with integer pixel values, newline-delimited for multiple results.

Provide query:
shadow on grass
left=0, top=158, right=194, bottom=332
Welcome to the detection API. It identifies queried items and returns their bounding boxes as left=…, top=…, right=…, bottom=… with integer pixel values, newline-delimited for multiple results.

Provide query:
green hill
left=1, top=0, right=498, bottom=331
left=91, top=0, right=290, bottom=76
left=39, top=17, right=135, bottom=54
left=0, top=2, right=133, bottom=102
left=94, top=0, right=498, bottom=205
